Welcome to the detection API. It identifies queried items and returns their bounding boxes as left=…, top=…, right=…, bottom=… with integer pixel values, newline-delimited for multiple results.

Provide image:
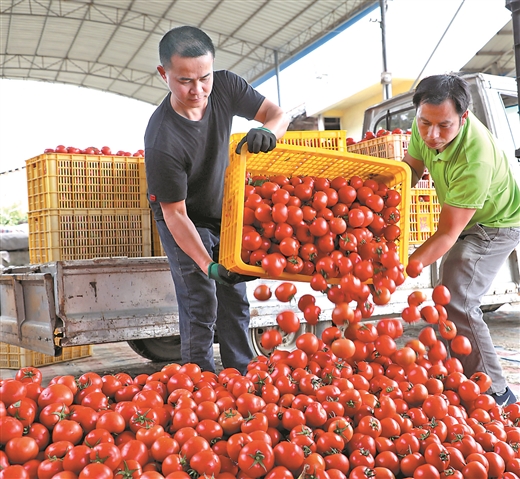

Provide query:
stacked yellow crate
left=220, top=144, right=411, bottom=282
left=26, top=153, right=151, bottom=263
left=0, top=343, right=92, bottom=369
left=347, top=135, right=439, bottom=244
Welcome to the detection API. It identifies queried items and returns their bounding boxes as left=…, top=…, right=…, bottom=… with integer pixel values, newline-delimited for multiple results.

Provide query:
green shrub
left=0, top=204, right=28, bottom=226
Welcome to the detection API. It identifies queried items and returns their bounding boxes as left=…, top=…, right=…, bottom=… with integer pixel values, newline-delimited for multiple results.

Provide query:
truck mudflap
left=0, top=257, right=180, bottom=355
left=0, top=269, right=57, bottom=355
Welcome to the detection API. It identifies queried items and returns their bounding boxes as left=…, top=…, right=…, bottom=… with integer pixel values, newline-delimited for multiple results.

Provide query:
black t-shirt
left=144, top=70, right=265, bottom=232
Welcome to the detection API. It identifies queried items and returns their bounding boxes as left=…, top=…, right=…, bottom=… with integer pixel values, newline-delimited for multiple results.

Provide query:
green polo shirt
left=407, top=111, right=520, bottom=229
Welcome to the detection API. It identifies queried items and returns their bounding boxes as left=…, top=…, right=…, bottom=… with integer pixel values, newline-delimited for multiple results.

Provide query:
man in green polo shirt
left=404, top=74, right=520, bottom=406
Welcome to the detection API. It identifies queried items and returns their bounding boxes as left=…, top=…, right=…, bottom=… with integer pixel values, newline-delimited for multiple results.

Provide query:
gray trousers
left=439, top=224, right=520, bottom=394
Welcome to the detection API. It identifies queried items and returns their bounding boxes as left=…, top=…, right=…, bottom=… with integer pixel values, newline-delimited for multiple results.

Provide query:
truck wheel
left=248, top=323, right=315, bottom=357
left=127, top=336, right=182, bottom=362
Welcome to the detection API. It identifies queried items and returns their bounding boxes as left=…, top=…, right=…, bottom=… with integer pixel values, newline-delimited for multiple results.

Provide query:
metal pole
left=274, top=50, right=281, bottom=107
left=380, top=0, right=392, bottom=100
left=506, top=0, right=520, bottom=158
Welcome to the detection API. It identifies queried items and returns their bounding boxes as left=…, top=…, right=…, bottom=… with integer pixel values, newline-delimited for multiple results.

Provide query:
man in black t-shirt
left=145, top=26, right=289, bottom=374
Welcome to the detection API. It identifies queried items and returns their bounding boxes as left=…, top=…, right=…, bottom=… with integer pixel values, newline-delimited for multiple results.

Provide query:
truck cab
left=362, top=73, right=520, bottom=177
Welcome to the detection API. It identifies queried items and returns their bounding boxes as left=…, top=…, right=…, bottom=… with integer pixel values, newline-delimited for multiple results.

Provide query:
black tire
left=127, top=336, right=182, bottom=362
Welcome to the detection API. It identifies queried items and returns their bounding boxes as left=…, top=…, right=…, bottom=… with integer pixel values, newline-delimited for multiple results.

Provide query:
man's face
left=157, top=53, right=214, bottom=118
left=416, top=99, right=468, bottom=153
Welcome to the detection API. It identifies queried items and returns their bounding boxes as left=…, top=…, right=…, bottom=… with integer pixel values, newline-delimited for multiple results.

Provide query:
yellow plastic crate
left=220, top=144, right=411, bottom=283
left=28, top=208, right=151, bottom=263
left=230, top=130, right=347, bottom=153
left=347, top=134, right=411, bottom=161
left=409, top=176, right=440, bottom=244
left=26, top=153, right=148, bottom=211
left=0, top=343, right=93, bottom=369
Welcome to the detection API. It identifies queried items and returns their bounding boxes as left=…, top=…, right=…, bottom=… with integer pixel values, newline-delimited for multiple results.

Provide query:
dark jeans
left=439, top=224, right=520, bottom=394
left=156, top=219, right=253, bottom=374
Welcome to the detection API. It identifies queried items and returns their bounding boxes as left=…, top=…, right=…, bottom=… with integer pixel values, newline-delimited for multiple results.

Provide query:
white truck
left=1, top=73, right=519, bottom=362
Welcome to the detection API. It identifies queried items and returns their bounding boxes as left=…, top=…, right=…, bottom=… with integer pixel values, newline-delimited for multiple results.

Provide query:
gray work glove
left=235, top=127, right=277, bottom=154
left=207, top=262, right=258, bottom=285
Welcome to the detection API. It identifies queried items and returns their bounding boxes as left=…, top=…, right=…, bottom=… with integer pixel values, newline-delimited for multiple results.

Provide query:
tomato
left=274, top=282, right=297, bottom=303
left=114, top=460, right=143, bottom=479
left=190, top=449, right=222, bottom=476
left=401, top=305, right=421, bottom=323
left=382, top=206, right=400, bottom=225
left=38, top=384, right=75, bottom=408
left=274, top=223, right=294, bottom=242
left=262, top=253, right=287, bottom=277
left=329, top=301, right=352, bottom=326
left=469, top=372, right=492, bottom=394
left=302, top=401, right=327, bottom=428
left=0, top=380, right=27, bottom=408
left=259, top=329, right=282, bottom=350
left=329, top=338, right=355, bottom=360
left=435, top=320, right=456, bottom=342
left=450, top=335, right=472, bottom=355
left=6, top=397, right=37, bottom=429
left=52, top=419, right=84, bottom=445
left=0, top=415, right=24, bottom=446
left=119, top=439, right=150, bottom=466
left=461, top=461, right=488, bottom=479
left=237, top=440, right=274, bottom=478
left=276, top=310, right=300, bottom=334
left=273, top=441, right=305, bottom=472
left=384, top=189, right=401, bottom=207
left=432, top=284, right=451, bottom=305
left=216, top=409, right=242, bottom=436
left=376, top=318, right=403, bottom=339
left=295, top=332, right=320, bottom=356
left=14, top=367, right=42, bottom=385
left=427, top=340, right=448, bottom=362
left=62, top=444, right=91, bottom=475
left=4, top=436, right=39, bottom=464
left=264, top=466, right=294, bottom=479
left=78, top=462, right=113, bottom=479
left=406, top=259, right=423, bottom=278
left=0, top=465, right=30, bottom=479
left=413, top=463, right=441, bottom=478
left=312, top=190, right=329, bottom=211
left=422, top=394, right=448, bottom=420
left=38, top=456, right=65, bottom=479
left=423, top=442, right=450, bottom=472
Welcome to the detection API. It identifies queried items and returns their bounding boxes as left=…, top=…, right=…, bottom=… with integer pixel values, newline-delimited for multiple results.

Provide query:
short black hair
left=159, top=26, right=215, bottom=68
left=413, top=74, right=471, bottom=116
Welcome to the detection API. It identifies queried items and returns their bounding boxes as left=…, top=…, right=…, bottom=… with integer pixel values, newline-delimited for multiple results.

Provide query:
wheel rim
left=249, top=323, right=315, bottom=357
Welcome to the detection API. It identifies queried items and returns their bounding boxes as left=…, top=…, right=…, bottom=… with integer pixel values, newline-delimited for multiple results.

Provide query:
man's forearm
left=163, top=210, right=213, bottom=273
left=263, top=111, right=290, bottom=139
left=409, top=231, right=458, bottom=268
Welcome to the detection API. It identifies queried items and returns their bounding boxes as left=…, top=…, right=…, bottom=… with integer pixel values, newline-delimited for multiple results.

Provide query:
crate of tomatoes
left=220, top=144, right=411, bottom=283
left=346, top=130, right=411, bottom=161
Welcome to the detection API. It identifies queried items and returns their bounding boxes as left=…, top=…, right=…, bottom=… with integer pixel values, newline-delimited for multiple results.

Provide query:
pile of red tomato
left=43, top=146, right=144, bottom=157
left=242, top=174, right=404, bottom=287
left=1, top=277, right=519, bottom=479
left=1, top=172, right=518, bottom=479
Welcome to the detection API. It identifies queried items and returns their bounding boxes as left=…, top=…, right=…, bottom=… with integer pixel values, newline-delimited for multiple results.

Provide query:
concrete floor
left=1, top=307, right=519, bottom=396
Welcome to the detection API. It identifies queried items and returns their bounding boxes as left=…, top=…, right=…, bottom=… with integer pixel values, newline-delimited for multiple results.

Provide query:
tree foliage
left=0, top=204, right=28, bottom=226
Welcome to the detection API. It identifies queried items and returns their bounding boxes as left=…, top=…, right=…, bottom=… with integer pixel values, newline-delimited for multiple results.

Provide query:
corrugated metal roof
left=0, top=0, right=377, bottom=105
left=461, top=19, right=514, bottom=77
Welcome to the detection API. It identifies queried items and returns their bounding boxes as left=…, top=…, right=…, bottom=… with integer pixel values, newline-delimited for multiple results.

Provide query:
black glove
left=207, top=262, right=258, bottom=285
left=235, top=127, right=277, bottom=154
